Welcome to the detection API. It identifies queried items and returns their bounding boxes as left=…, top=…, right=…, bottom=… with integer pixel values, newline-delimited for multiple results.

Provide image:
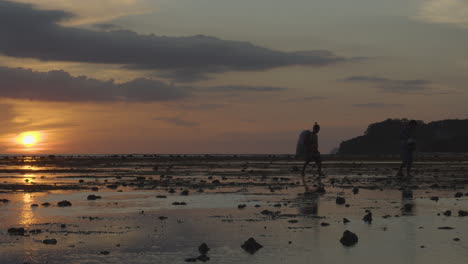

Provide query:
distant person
left=296, top=122, right=323, bottom=188
left=397, top=120, right=418, bottom=179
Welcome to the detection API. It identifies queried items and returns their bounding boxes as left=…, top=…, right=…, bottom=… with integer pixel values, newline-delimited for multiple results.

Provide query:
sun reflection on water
left=20, top=193, right=36, bottom=227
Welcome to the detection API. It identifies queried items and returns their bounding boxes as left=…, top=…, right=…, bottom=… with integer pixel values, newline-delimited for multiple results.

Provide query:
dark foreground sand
left=0, top=155, right=467, bottom=264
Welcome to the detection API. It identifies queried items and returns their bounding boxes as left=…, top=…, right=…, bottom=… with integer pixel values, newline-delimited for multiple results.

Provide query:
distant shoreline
left=0, top=153, right=467, bottom=162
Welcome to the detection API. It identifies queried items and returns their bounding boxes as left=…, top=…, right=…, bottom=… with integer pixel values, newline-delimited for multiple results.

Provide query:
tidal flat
left=0, top=155, right=467, bottom=264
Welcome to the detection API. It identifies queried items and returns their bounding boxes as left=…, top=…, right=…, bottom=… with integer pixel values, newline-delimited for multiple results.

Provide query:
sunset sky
left=0, top=0, right=467, bottom=154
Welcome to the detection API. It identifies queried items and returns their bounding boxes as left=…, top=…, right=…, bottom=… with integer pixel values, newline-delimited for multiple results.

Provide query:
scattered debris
left=8, top=228, right=25, bottom=236
left=438, top=227, right=454, bottom=230
left=352, top=187, right=359, bottom=194
left=241, top=238, right=263, bottom=254
left=43, top=239, right=58, bottom=245
left=198, top=243, right=210, bottom=255
left=87, top=195, right=101, bottom=200
left=363, top=212, right=373, bottom=224
left=57, top=200, right=72, bottom=207
left=340, top=230, right=358, bottom=246
left=336, top=197, right=346, bottom=205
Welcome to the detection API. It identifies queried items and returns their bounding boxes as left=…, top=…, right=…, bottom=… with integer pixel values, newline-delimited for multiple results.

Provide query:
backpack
left=295, top=130, right=311, bottom=158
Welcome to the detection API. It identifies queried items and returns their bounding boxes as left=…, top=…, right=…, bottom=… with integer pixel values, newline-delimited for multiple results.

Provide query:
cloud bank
left=0, top=66, right=190, bottom=102
left=342, top=76, right=432, bottom=93
left=0, top=1, right=349, bottom=82
left=0, top=66, right=287, bottom=102
left=416, top=0, right=468, bottom=29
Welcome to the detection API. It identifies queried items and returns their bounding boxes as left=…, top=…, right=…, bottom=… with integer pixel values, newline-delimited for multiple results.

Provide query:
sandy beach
left=0, top=155, right=467, bottom=264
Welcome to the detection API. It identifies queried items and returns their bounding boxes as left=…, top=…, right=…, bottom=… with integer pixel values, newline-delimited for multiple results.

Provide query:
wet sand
left=0, top=155, right=467, bottom=264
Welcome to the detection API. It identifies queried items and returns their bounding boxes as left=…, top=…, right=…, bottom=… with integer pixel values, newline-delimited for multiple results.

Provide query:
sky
left=0, top=0, right=467, bottom=154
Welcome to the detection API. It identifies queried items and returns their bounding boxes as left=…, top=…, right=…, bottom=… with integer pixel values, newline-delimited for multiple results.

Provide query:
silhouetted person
left=397, top=120, right=417, bottom=179
left=296, top=122, right=323, bottom=189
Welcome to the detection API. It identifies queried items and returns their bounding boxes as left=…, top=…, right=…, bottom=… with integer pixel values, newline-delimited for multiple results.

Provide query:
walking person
left=296, top=122, right=323, bottom=190
left=397, top=120, right=418, bottom=179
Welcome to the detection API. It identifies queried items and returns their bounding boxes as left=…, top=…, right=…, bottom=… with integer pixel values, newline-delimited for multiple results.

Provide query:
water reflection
left=298, top=191, right=319, bottom=216
left=19, top=193, right=35, bottom=227
left=23, top=174, right=36, bottom=184
left=401, top=189, right=415, bottom=216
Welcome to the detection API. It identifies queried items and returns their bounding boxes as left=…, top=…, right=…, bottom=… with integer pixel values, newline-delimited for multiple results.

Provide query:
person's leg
left=397, top=148, right=407, bottom=177
left=397, top=162, right=405, bottom=177
left=406, top=151, right=414, bottom=177
left=301, top=160, right=310, bottom=177
left=301, top=159, right=310, bottom=191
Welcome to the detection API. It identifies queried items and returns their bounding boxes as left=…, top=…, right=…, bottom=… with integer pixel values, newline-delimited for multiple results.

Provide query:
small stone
left=340, top=230, right=358, bottom=246
left=100, top=251, right=110, bottom=255
left=454, top=192, right=463, bottom=198
left=343, top=218, right=350, bottom=224
left=336, top=197, right=346, bottom=205
left=57, top=200, right=72, bottom=207
left=288, top=220, right=298, bottom=223
left=156, top=195, right=167, bottom=198
left=352, top=187, right=359, bottom=194
left=91, top=187, right=99, bottom=191
left=430, top=196, right=439, bottom=202
left=61, top=224, right=66, bottom=228
left=438, top=226, right=454, bottom=230
left=458, top=210, right=468, bottom=217
left=443, top=210, right=452, bottom=216
left=87, top=195, right=101, bottom=200
left=43, top=239, right=58, bottom=245
left=106, top=184, right=118, bottom=189
left=241, top=238, right=263, bottom=254
left=363, top=212, right=373, bottom=223
left=31, top=204, right=39, bottom=207
left=185, top=258, right=197, bottom=262
left=29, top=229, right=42, bottom=235
left=197, top=255, right=210, bottom=262
left=41, top=202, right=51, bottom=207
left=8, top=228, right=25, bottom=236
left=159, top=216, right=168, bottom=220
left=181, top=190, right=189, bottom=196
left=453, top=238, right=460, bottom=241
left=238, top=204, right=247, bottom=209
left=321, top=222, right=330, bottom=227
left=198, top=243, right=210, bottom=255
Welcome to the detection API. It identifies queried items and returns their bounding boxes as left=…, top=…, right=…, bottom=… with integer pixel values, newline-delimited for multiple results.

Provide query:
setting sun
left=18, top=132, right=41, bottom=147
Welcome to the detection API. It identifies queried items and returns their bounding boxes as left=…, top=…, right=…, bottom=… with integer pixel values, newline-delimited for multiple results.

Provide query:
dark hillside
left=338, top=119, right=468, bottom=154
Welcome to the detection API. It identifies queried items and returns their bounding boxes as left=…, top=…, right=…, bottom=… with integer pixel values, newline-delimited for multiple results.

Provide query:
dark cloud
left=0, top=66, right=190, bottom=102
left=353, top=103, right=404, bottom=108
left=91, top=23, right=123, bottom=31
left=286, top=96, right=328, bottom=102
left=154, top=117, right=199, bottom=127
left=342, top=76, right=432, bottom=93
left=0, top=1, right=350, bottom=82
left=0, top=66, right=285, bottom=102
left=203, top=85, right=287, bottom=93
left=176, top=103, right=227, bottom=111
